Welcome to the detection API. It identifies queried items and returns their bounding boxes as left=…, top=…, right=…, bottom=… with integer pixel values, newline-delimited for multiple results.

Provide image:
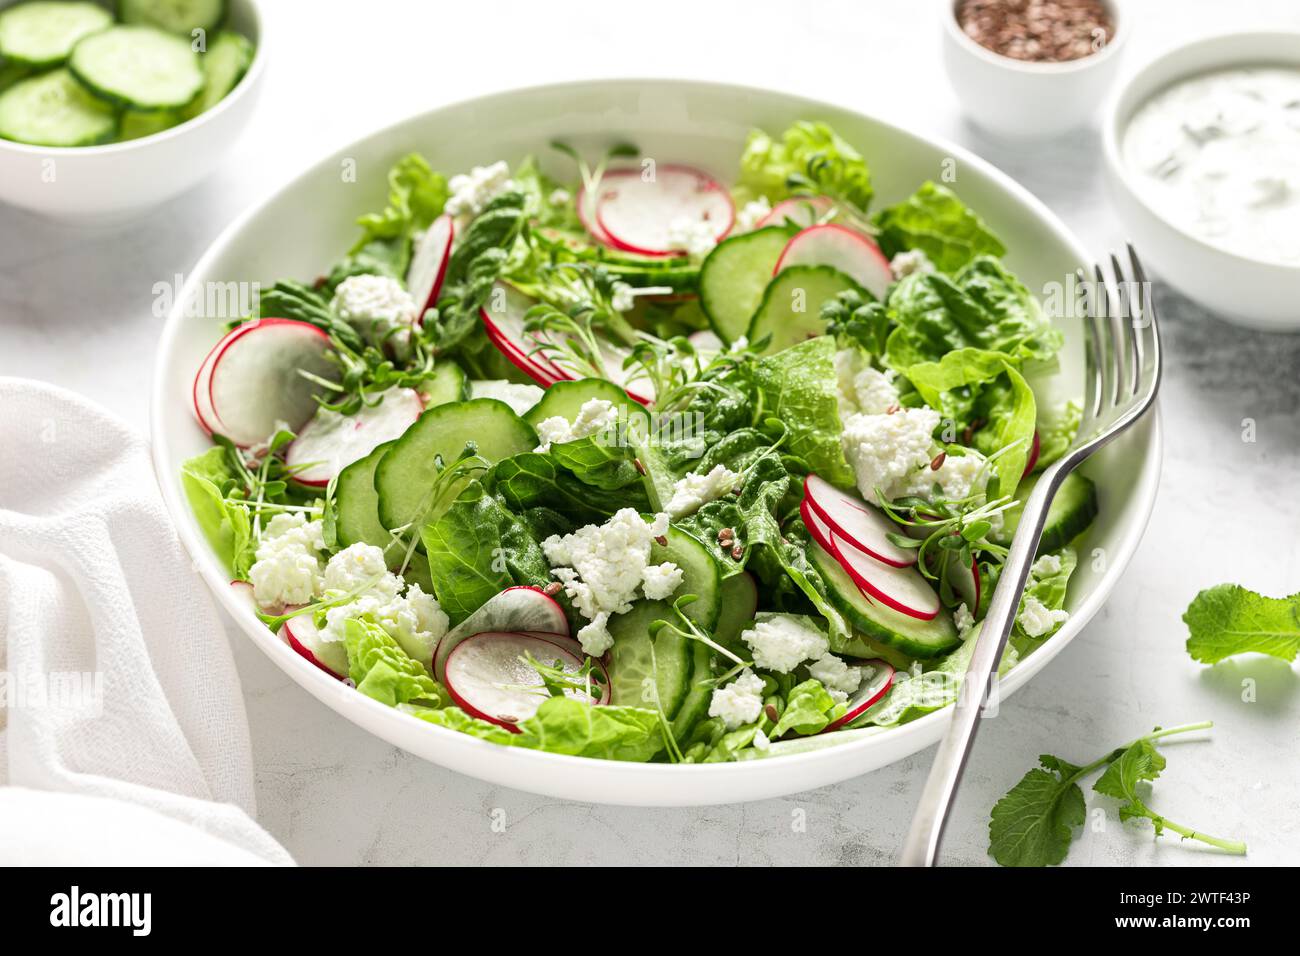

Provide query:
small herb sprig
left=520, top=651, right=609, bottom=703
left=989, top=722, right=1247, bottom=866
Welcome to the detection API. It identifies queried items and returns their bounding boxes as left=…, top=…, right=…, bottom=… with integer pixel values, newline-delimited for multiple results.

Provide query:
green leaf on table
left=988, top=756, right=1087, bottom=867
left=1184, top=584, right=1300, bottom=664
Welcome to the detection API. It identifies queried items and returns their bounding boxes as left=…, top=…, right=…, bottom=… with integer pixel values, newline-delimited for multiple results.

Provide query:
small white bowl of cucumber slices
left=0, top=0, right=263, bottom=220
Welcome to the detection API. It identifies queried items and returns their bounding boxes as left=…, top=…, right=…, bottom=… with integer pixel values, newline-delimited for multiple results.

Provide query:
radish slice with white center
left=192, top=337, right=223, bottom=434
left=284, top=612, right=348, bottom=679
left=515, top=631, right=611, bottom=703
left=950, top=552, right=981, bottom=613
left=433, top=585, right=569, bottom=682
left=285, top=386, right=423, bottom=487
left=480, top=281, right=566, bottom=385
left=757, top=195, right=834, bottom=229
left=1023, top=431, right=1041, bottom=478
left=824, top=658, right=895, bottom=732
left=576, top=177, right=617, bottom=247
left=775, top=224, right=892, bottom=300
left=594, top=165, right=734, bottom=257
left=801, top=500, right=940, bottom=621
left=444, top=631, right=600, bottom=731
left=229, top=579, right=257, bottom=609
left=406, top=214, right=455, bottom=321
left=207, top=319, right=340, bottom=447
left=804, top=474, right=915, bottom=568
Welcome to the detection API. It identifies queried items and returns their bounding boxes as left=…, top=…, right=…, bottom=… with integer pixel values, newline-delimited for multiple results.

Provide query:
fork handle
left=898, top=464, right=1070, bottom=867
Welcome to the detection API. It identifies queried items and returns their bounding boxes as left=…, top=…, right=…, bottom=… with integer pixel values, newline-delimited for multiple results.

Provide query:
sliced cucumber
left=69, top=25, right=203, bottom=111
left=748, top=265, right=865, bottom=356
left=119, top=0, right=226, bottom=35
left=521, top=377, right=647, bottom=429
left=420, top=360, right=468, bottom=408
left=0, top=1, right=112, bottom=68
left=375, top=398, right=536, bottom=537
left=698, top=225, right=792, bottom=344
left=119, top=107, right=180, bottom=140
left=180, top=28, right=250, bottom=118
left=714, top=571, right=757, bottom=655
left=670, top=641, right=714, bottom=741
left=0, top=60, right=32, bottom=94
left=0, top=68, right=115, bottom=146
left=993, top=471, right=1098, bottom=553
left=335, top=440, right=402, bottom=562
left=809, top=539, right=959, bottom=658
left=606, top=526, right=722, bottom=715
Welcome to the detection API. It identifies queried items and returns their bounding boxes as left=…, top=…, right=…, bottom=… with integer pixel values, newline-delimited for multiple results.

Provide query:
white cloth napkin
left=0, top=378, right=292, bottom=865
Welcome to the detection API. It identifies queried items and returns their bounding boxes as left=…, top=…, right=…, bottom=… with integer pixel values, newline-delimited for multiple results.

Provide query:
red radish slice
left=775, top=224, right=892, bottom=300
left=207, top=319, right=340, bottom=447
left=576, top=178, right=617, bottom=247
left=229, top=579, right=257, bottom=609
left=406, top=214, right=455, bottom=321
left=1023, top=431, right=1041, bottom=478
left=824, top=658, right=896, bottom=732
left=950, top=553, right=981, bottom=613
left=433, top=585, right=569, bottom=682
left=801, top=500, right=940, bottom=621
left=480, top=282, right=566, bottom=385
left=285, top=386, right=423, bottom=487
left=284, top=612, right=348, bottom=679
left=515, top=631, right=611, bottom=703
left=594, top=165, right=733, bottom=257
left=444, top=631, right=600, bottom=731
left=484, top=319, right=561, bottom=388
left=804, top=474, right=915, bottom=568
left=757, top=195, right=834, bottom=229
left=192, top=336, right=224, bottom=434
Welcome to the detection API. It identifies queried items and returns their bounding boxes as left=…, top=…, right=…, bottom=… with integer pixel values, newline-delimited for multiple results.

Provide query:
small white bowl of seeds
left=942, top=0, right=1129, bottom=139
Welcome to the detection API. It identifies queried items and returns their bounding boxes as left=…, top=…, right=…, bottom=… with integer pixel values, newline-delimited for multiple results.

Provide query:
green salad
left=182, top=120, right=1097, bottom=763
left=0, top=0, right=252, bottom=147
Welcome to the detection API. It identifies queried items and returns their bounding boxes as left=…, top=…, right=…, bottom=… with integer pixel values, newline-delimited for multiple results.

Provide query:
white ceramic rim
left=149, top=77, right=1163, bottom=803
left=1101, top=29, right=1300, bottom=275
left=0, top=0, right=266, bottom=157
left=943, top=0, right=1128, bottom=74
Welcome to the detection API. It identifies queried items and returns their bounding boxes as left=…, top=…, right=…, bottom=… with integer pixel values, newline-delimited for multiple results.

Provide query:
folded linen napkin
left=0, top=377, right=291, bottom=865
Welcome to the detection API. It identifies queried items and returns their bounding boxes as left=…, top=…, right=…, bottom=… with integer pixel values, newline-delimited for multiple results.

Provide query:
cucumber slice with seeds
left=119, top=0, right=226, bottom=35
left=119, top=108, right=180, bottom=140
left=0, top=1, right=112, bottom=68
left=70, top=25, right=203, bottom=110
left=180, top=28, right=251, bottom=119
left=698, top=225, right=793, bottom=344
left=0, top=68, right=116, bottom=146
left=748, top=265, right=865, bottom=356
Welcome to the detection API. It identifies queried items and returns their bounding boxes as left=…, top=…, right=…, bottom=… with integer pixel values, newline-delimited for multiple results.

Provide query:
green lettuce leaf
left=180, top=447, right=255, bottom=578
left=514, top=697, right=665, bottom=761
left=399, top=703, right=519, bottom=745
left=1012, top=548, right=1078, bottom=652
left=753, top=335, right=855, bottom=489
left=771, top=678, right=838, bottom=737
left=345, top=153, right=448, bottom=280
left=874, top=181, right=1005, bottom=273
left=432, top=190, right=527, bottom=353
left=1035, top=399, right=1082, bottom=470
left=860, top=629, right=979, bottom=728
left=735, top=121, right=874, bottom=212
left=1184, top=584, right=1300, bottom=664
left=344, top=618, right=445, bottom=707
left=489, top=452, right=644, bottom=524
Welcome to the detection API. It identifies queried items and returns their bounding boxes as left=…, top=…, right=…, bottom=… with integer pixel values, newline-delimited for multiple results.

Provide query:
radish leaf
left=1184, top=583, right=1300, bottom=664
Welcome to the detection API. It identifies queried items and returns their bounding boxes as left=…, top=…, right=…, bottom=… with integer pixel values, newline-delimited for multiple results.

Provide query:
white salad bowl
left=150, top=79, right=1161, bottom=807
left=0, top=0, right=266, bottom=222
left=1102, top=31, right=1300, bottom=331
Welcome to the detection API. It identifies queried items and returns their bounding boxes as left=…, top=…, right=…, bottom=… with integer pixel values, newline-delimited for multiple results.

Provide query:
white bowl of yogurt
left=1103, top=32, right=1300, bottom=331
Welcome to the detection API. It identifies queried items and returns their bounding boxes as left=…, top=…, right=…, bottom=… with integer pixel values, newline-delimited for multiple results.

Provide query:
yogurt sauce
left=1122, top=66, right=1300, bottom=266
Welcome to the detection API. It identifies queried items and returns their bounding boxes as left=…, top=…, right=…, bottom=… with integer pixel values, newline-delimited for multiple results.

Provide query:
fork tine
left=1127, top=243, right=1161, bottom=387
left=1093, top=264, right=1121, bottom=407
left=1077, top=268, right=1103, bottom=423
left=1110, top=252, right=1140, bottom=396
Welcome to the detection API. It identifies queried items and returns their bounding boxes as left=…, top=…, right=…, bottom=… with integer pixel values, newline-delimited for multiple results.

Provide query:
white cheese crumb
left=445, top=160, right=514, bottom=218
left=954, top=602, right=976, bottom=638
left=1017, top=595, right=1069, bottom=638
left=666, top=216, right=718, bottom=257
left=641, top=562, right=684, bottom=601
left=890, top=248, right=936, bottom=279
left=665, top=464, right=739, bottom=518
left=331, top=274, right=419, bottom=326
left=1031, top=554, right=1063, bottom=578
left=743, top=615, right=829, bottom=674
left=708, top=668, right=766, bottom=729
left=735, top=196, right=772, bottom=231
left=248, top=513, right=326, bottom=608
left=548, top=187, right=571, bottom=206
left=533, top=398, right=619, bottom=453
left=468, top=379, right=544, bottom=416
left=808, top=653, right=863, bottom=696
left=576, top=612, right=614, bottom=657
left=841, top=405, right=941, bottom=505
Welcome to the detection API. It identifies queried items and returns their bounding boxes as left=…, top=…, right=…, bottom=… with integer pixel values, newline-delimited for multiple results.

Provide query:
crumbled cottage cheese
left=666, top=215, right=718, bottom=257
left=445, top=160, right=514, bottom=218
left=1017, top=595, right=1069, bottom=638
left=548, top=187, right=571, bottom=206
left=468, top=379, right=544, bottom=416
left=954, top=602, right=976, bottom=638
left=808, top=653, right=864, bottom=700
left=543, top=510, right=678, bottom=656
left=534, top=398, right=620, bottom=453
left=889, top=248, right=936, bottom=279
left=743, top=615, right=829, bottom=673
left=248, top=513, right=326, bottom=608
left=835, top=348, right=901, bottom=417
left=708, top=668, right=766, bottom=729
left=331, top=274, right=419, bottom=326
left=899, top=447, right=988, bottom=502
left=1031, top=554, right=1062, bottom=577
left=841, top=405, right=941, bottom=505
left=735, top=196, right=772, bottom=231
left=665, top=464, right=739, bottom=518
left=317, top=543, right=449, bottom=662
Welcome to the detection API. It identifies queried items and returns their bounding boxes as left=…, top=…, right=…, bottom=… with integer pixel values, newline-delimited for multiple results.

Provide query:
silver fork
left=899, top=244, right=1162, bottom=867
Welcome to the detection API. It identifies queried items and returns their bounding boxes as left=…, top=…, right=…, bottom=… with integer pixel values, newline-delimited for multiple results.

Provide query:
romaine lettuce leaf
left=400, top=703, right=519, bottom=745
left=344, top=618, right=445, bottom=707
left=345, top=153, right=449, bottom=280
left=514, top=697, right=665, bottom=761
left=874, top=182, right=1005, bottom=273
left=735, top=121, right=874, bottom=212
left=180, top=447, right=255, bottom=578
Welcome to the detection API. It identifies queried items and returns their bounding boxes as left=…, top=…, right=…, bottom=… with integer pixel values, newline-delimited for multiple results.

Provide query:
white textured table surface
left=3, top=0, right=1298, bottom=866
